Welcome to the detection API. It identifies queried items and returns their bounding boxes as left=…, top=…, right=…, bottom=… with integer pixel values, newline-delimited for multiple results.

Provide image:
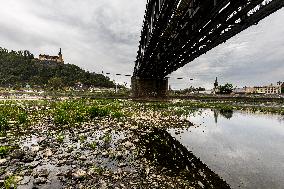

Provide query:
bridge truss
left=134, top=0, right=284, bottom=79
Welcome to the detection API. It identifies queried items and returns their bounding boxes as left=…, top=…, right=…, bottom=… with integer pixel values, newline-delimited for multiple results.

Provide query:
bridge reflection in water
left=136, top=127, right=230, bottom=188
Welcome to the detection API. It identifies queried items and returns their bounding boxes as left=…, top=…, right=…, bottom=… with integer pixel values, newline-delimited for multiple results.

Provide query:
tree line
left=0, top=47, right=115, bottom=89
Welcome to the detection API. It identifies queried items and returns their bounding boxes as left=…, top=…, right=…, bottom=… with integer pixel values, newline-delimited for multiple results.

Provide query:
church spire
left=214, top=77, right=218, bottom=88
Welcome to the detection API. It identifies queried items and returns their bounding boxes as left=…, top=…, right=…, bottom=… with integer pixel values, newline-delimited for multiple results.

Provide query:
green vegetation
left=0, top=99, right=282, bottom=135
left=90, top=165, right=104, bottom=175
left=0, top=114, right=8, bottom=131
left=4, top=175, right=17, bottom=189
left=218, top=83, right=234, bottom=94
left=0, top=146, right=10, bottom=158
left=103, top=133, right=112, bottom=144
left=89, top=141, right=97, bottom=150
left=56, top=133, right=65, bottom=143
left=0, top=47, right=115, bottom=89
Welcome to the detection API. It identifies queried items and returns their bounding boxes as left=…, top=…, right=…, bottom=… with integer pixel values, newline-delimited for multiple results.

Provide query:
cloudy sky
left=0, top=0, right=283, bottom=89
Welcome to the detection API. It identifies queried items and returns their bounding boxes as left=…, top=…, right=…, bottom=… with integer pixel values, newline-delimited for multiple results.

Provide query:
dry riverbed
left=2, top=99, right=280, bottom=188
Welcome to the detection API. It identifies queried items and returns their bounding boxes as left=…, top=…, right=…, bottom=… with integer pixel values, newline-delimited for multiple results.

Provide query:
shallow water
left=168, top=109, right=284, bottom=189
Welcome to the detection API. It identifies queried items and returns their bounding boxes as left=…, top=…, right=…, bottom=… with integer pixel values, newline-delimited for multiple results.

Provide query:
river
left=168, top=109, right=284, bottom=189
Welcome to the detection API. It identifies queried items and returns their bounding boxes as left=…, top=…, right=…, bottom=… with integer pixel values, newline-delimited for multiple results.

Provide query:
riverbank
left=0, top=99, right=283, bottom=188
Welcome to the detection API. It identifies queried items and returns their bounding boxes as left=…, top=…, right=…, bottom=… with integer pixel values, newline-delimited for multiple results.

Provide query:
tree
left=48, top=77, right=64, bottom=90
left=218, top=83, right=233, bottom=94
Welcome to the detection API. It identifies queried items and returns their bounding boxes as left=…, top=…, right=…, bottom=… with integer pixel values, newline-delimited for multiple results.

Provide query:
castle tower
left=58, top=48, right=64, bottom=64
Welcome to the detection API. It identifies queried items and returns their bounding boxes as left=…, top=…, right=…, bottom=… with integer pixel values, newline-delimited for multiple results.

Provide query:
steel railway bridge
left=131, top=0, right=284, bottom=97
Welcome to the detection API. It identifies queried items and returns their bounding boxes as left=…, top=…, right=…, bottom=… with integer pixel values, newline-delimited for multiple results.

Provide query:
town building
left=38, top=48, right=64, bottom=64
left=234, top=82, right=283, bottom=95
left=254, top=83, right=282, bottom=94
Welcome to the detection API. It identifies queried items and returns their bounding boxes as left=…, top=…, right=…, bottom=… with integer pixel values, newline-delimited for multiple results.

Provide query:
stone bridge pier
left=131, top=77, right=168, bottom=98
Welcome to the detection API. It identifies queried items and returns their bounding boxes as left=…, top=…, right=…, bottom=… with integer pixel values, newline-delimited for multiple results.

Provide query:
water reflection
left=213, top=109, right=234, bottom=123
left=169, top=109, right=284, bottom=189
left=137, top=127, right=230, bottom=188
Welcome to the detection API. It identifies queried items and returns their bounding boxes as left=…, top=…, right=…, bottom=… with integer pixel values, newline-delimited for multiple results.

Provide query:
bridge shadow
left=136, top=127, right=230, bottom=188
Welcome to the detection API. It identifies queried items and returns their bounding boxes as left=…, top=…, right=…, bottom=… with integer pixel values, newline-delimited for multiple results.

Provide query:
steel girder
left=134, top=0, right=284, bottom=79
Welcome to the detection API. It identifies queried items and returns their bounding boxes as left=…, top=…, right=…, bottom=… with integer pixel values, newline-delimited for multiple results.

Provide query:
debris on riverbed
left=2, top=98, right=280, bottom=188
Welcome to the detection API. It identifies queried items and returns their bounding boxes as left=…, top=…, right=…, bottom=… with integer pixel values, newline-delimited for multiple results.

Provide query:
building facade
left=234, top=82, right=283, bottom=95
left=38, top=48, right=64, bottom=64
left=254, top=83, right=282, bottom=94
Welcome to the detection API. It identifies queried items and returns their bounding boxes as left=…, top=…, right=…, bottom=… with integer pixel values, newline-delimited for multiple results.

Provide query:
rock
left=14, top=176, right=23, bottom=182
left=33, top=177, right=47, bottom=184
left=0, top=159, right=7, bottom=165
left=31, top=145, right=40, bottom=153
left=123, top=141, right=133, bottom=148
left=33, top=169, right=49, bottom=178
left=102, top=152, right=109, bottom=157
left=79, top=156, right=87, bottom=161
left=72, top=169, right=87, bottom=179
left=43, top=148, right=53, bottom=157
left=10, top=149, right=25, bottom=159
left=118, top=163, right=127, bottom=168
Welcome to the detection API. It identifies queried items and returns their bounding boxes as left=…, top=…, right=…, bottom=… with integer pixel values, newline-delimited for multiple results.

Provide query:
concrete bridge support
left=131, top=77, right=168, bottom=98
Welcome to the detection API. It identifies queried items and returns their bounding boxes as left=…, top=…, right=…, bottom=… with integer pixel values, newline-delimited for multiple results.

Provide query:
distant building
left=254, top=83, right=281, bottom=94
left=212, top=77, right=219, bottom=94
left=234, top=82, right=283, bottom=95
left=38, top=48, right=64, bottom=64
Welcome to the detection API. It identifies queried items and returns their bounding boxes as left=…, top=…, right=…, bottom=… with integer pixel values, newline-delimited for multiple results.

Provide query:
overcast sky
left=0, top=0, right=283, bottom=89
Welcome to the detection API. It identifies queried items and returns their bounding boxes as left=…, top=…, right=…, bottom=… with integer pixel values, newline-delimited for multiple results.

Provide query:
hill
left=0, top=47, right=115, bottom=89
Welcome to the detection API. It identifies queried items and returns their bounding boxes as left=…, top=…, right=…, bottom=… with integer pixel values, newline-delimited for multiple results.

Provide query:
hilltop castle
left=38, top=48, right=64, bottom=64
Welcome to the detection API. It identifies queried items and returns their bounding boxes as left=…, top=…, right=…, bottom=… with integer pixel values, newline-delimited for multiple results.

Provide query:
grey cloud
left=0, top=0, right=283, bottom=88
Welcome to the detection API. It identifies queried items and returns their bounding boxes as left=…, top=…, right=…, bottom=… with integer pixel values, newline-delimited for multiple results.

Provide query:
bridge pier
left=131, top=77, right=168, bottom=98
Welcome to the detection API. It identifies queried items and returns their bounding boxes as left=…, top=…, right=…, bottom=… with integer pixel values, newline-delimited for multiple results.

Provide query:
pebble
left=43, top=148, right=53, bottom=157
left=33, top=177, right=47, bottom=184
left=72, top=169, right=87, bottom=179
left=0, top=159, right=7, bottom=165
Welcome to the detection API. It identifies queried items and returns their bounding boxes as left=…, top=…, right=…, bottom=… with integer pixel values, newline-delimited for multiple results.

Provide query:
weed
left=88, top=106, right=110, bottom=118
left=91, top=165, right=104, bottom=175
left=79, top=135, right=87, bottom=143
left=111, top=111, right=124, bottom=119
left=17, top=111, right=28, bottom=125
left=0, top=114, right=8, bottom=131
left=88, top=141, right=97, bottom=150
left=103, top=133, right=112, bottom=144
left=0, top=146, right=10, bottom=158
left=56, top=133, right=65, bottom=143
left=4, top=175, right=17, bottom=189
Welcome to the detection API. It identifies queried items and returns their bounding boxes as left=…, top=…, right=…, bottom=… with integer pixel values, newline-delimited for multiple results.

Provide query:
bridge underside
left=132, top=0, right=284, bottom=98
